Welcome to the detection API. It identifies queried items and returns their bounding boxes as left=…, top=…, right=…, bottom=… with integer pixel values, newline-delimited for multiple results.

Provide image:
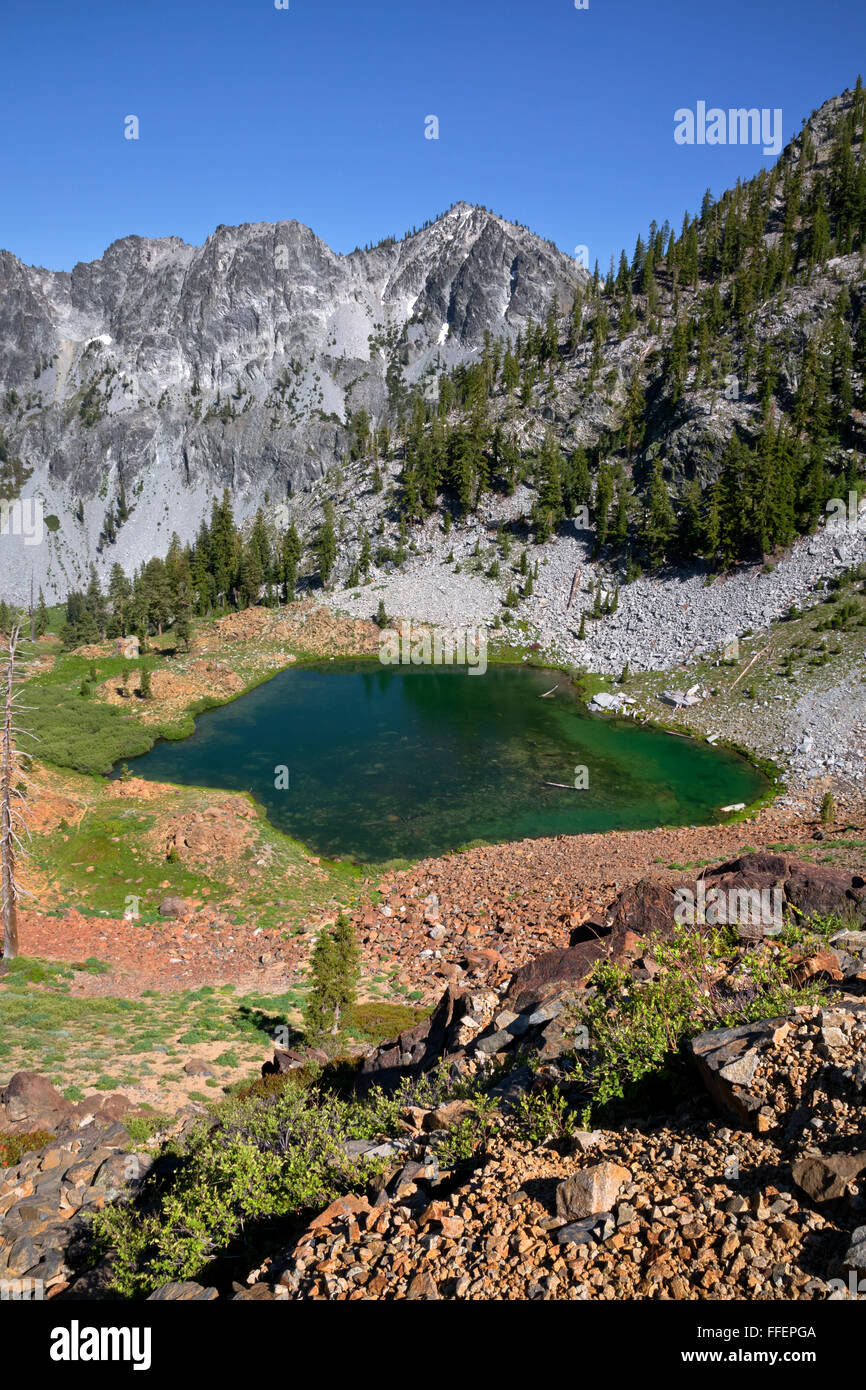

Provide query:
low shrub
left=569, top=922, right=826, bottom=1112
left=0, top=1130, right=55, bottom=1167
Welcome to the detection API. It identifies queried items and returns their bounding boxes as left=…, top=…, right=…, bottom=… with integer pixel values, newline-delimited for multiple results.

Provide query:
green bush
left=91, top=1058, right=482, bottom=1295
left=124, top=1113, right=171, bottom=1145
left=571, top=922, right=826, bottom=1111
left=512, top=1085, right=575, bottom=1145
left=92, top=1085, right=375, bottom=1295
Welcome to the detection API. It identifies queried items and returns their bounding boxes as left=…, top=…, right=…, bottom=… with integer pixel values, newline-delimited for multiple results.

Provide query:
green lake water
left=123, top=661, right=768, bottom=863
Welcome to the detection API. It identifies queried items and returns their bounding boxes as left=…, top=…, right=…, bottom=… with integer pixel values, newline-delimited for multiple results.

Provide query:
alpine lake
left=122, top=660, right=768, bottom=863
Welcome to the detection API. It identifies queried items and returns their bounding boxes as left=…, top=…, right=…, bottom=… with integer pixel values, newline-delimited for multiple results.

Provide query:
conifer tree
left=304, top=913, right=360, bottom=1040
left=280, top=522, right=302, bottom=600
left=594, top=462, right=614, bottom=552
left=238, top=546, right=264, bottom=608
left=532, top=431, right=564, bottom=541
left=643, top=460, right=677, bottom=567
left=562, top=447, right=591, bottom=517
left=34, top=588, right=49, bottom=638
left=209, top=490, right=239, bottom=605
left=315, top=502, right=337, bottom=586
left=85, top=565, right=107, bottom=638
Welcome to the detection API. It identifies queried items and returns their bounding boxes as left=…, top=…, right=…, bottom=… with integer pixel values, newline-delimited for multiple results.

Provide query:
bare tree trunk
left=1, top=626, right=21, bottom=959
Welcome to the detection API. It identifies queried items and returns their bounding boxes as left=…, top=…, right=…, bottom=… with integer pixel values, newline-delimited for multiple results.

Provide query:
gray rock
left=475, top=1028, right=514, bottom=1055
left=556, top=1214, right=606, bottom=1246
left=527, top=1000, right=563, bottom=1026
left=341, top=1139, right=396, bottom=1161
left=0, top=207, right=583, bottom=604
left=844, top=1226, right=866, bottom=1273
left=147, top=1281, right=219, bottom=1301
left=719, top=1052, right=761, bottom=1087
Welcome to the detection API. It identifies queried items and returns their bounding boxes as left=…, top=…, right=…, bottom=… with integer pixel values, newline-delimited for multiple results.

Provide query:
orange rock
left=308, top=1193, right=370, bottom=1231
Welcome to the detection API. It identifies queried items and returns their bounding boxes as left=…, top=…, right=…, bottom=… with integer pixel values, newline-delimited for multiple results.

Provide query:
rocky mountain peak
left=0, top=203, right=583, bottom=600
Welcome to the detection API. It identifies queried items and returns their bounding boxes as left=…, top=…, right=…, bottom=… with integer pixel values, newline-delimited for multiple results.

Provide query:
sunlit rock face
left=0, top=204, right=582, bottom=599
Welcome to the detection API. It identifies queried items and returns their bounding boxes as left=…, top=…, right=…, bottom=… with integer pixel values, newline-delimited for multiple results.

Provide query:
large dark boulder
left=605, top=879, right=690, bottom=941
left=710, top=853, right=866, bottom=924
left=600, top=854, right=866, bottom=947
left=504, top=940, right=609, bottom=1013
left=0, top=1072, right=74, bottom=1134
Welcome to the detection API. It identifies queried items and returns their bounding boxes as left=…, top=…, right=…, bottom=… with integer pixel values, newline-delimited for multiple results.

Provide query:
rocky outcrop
left=0, top=1071, right=138, bottom=1137
left=607, top=853, right=866, bottom=940
left=0, top=1075, right=209, bottom=1299
left=351, top=852, right=866, bottom=1100
left=504, top=939, right=609, bottom=1012
left=355, top=984, right=471, bottom=1095
left=690, top=1000, right=866, bottom=1142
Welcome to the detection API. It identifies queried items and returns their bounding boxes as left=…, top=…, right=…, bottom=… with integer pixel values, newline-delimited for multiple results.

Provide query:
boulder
left=147, top=1282, right=218, bottom=1301
left=555, top=1161, right=630, bottom=1220
left=844, top=1226, right=866, bottom=1273
left=605, top=879, right=686, bottom=942
left=603, top=854, right=866, bottom=947
left=711, top=853, right=866, bottom=925
left=0, top=1072, right=73, bottom=1135
left=424, top=1100, right=474, bottom=1132
left=307, top=1193, right=370, bottom=1231
left=791, top=1151, right=866, bottom=1204
left=261, top=1045, right=329, bottom=1076
left=689, top=1019, right=786, bottom=1124
left=158, top=896, right=188, bottom=919
left=183, top=1059, right=216, bottom=1078
left=504, top=939, right=608, bottom=1012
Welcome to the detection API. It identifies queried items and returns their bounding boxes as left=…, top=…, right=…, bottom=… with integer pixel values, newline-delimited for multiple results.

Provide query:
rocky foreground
left=2, top=852, right=866, bottom=1302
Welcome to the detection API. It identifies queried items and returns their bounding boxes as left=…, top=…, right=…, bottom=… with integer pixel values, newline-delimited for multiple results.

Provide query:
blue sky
left=1, top=0, right=862, bottom=272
